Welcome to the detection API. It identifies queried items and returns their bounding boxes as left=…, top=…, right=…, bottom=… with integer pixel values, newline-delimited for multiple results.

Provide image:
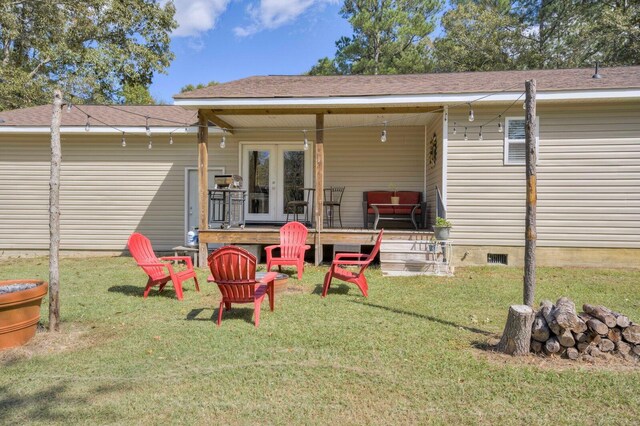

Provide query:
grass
left=0, top=256, right=639, bottom=424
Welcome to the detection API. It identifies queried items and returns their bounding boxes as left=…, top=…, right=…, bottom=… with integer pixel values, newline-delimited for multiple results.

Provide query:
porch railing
left=435, top=185, right=446, bottom=220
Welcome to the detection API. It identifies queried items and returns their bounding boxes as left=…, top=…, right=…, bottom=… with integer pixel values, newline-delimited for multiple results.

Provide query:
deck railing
left=435, top=186, right=446, bottom=220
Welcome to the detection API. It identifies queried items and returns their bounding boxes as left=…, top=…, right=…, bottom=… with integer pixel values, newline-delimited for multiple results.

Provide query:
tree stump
left=498, top=305, right=535, bottom=356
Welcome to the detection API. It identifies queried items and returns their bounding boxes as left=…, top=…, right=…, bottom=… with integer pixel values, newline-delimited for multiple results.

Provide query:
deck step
left=379, top=238, right=451, bottom=276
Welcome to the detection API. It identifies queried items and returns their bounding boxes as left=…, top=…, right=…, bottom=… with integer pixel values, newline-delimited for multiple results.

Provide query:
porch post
left=314, top=113, right=324, bottom=265
left=197, top=111, right=209, bottom=268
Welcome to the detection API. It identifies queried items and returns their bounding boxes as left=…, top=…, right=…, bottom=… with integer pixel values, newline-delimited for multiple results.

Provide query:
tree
left=434, top=1, right=526, bottom=72
left=309, top=0, right=442, bottom=75
left=0, top=1, right=176, bottom=111
left=180, top=81, right=219, bottom=93
left=121, top=83, right=156, bottom=105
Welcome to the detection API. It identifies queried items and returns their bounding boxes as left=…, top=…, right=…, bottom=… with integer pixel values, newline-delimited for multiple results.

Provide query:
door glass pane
left=248, top=150, right=270, bottom=214
left=283, top=150, right=305, bottom=214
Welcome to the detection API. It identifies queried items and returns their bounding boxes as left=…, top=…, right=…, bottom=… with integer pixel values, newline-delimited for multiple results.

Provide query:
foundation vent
left=487, top=253, right=508, bottom=265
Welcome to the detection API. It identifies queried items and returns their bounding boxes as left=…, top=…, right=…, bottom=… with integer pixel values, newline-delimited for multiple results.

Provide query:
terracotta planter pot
left=0, top=279, right=48, bottom=350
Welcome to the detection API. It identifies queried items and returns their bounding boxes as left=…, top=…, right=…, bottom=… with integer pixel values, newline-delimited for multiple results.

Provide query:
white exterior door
left=185, top=167, right=223, bottom=243
left=242, top=143, right=312, bottom=222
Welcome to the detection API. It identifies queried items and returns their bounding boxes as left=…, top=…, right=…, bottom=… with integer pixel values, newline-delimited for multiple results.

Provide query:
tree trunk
left=523, top=80, right=537, bottom=307
left=49, top=89, right=63, bottom=332
left=497, top=305, right=535, bottom=355
left=583, top=304, right=617, bottom=328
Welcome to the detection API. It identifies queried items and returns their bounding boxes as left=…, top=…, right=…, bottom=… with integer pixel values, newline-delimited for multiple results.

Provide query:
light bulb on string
left=148, top=139, right=153, bottom=150
left=380, top=121, right=388, bottom=143
left=220, top=135, right=226, bottom=149
left=169, top=134, right=174, bottom=145
left=468, top=104, right=474, bottom=122
left=145, top=117, right=151, bottom=137
left=121, top=133, right=126, bottom=147
left=444, top=111, right=448, bottom=122
left=523, top=101, right=526, bottom=110
left=498, top=115, right=503, bottom=133
left=464, top=127, right=468, bottom=141
left=453, top=121, right=457, bottom=135
left=303, top=130, right=309, bottom=151
left=85, top=116, right=91, bottom=132
left=479, top=126, right=483, bottom=141
left=66, top=103, right=72, bottom=112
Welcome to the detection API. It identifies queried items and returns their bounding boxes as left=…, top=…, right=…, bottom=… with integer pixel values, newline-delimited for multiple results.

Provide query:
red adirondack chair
left=127, top=233, right=200, bottom=301
left=265, top=221, right=310, bottom=279
left=208, top=246, right=278, bottom=327
left=322, top=229, right=384, bottom=298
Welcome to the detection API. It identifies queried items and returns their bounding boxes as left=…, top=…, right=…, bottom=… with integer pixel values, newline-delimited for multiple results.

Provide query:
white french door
left=242, top=143, right=312, bottom=222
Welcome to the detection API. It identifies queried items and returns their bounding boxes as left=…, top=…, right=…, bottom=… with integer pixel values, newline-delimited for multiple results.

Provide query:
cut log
left=497, top=305, right=535, bottom=356
left=573, top=318, right=587, bottom=333
left=598, top=338, right=615, bottom=352
left=544, top=336, right=561, bottom=354
left=607, top=327, right=622, bottom=343
left=622, top=324, right=640, bottom=344
left=566, top=347, right=579, bottom=360
left=583, top=304, right=617, bottom=328
left=615, top=341, right=631, bottom=356
left=540, top=300, right=560, bottom=335
left=632, top=345, right=640, bottom=357
left=531, top=316, right=550, bottom=342
left=590, top=333, right=602, bottom=346
left=553, top=297, right=580, bottom=330
left=589, top=346, right=602, bottom=358
left=558, top=328, right=575, bottom=347
left=573, top=332, right=588, bottom=343
left=531, top=340, right=543, bottom=353
left=587, top=318, right=609, bottom=336
left=615, top=315, right=630, bottom=328
left=577, top=342, right=590, bottom=353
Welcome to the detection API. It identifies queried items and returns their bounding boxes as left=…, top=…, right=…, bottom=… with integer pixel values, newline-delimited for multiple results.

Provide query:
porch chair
left=323, top=186, right=345, bottom=228
left=265, top=221, right=311, bottom=279
left=127, top=233, right=200, bottom=301
left=322, top=229, right=384, bottom=298
left=208, top=246, right=278, bottom=327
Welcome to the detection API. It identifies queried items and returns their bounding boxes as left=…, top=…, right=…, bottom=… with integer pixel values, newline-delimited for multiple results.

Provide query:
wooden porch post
left=198, top=111, right=209, bottom=268
left=314, top=113, right=324, bottom=265
left=524, top=79, right=537, bottom=306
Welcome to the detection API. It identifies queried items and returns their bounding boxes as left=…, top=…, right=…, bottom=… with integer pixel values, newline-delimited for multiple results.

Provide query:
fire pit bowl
left=0, top=279, right=48, bottom=350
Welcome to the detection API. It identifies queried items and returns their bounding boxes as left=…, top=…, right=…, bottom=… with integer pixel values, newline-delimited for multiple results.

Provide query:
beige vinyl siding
left=0, top=133, right=237, bottom=251
left=446, top=101, right=640, bottom=249
left=424, top=113, right=444, bottom=225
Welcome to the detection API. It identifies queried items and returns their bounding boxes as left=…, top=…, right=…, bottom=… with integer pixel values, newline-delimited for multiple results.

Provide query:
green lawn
left=0, top=256, right=638, bottom=424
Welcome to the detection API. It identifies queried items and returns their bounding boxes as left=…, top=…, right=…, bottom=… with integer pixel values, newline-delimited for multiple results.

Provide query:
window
left=504, top=117, right=539, bottom=165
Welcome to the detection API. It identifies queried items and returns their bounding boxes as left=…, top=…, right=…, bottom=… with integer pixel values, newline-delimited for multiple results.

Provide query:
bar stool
left=323, top=186, right=345, bottom=228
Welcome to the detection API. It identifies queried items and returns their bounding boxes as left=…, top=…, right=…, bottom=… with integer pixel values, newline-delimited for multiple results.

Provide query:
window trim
left=503, top=116, right=540, bottom=165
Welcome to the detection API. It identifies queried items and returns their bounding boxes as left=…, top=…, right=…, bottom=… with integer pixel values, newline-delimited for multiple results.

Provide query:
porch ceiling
left=210, top=112, right=438, bottom=129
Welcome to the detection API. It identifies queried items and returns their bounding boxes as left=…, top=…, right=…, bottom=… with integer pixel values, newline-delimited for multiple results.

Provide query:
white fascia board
left=174, top=88, right=640, bottom=108
left=0, top=126, right=221, bottom=135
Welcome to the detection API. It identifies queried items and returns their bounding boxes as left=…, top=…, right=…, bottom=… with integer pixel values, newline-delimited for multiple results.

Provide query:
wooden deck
left=198, top=227, right=434, bottom=245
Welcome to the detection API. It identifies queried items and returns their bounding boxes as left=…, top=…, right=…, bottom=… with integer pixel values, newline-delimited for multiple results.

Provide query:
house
left=1, top=66, right=639, bottom=271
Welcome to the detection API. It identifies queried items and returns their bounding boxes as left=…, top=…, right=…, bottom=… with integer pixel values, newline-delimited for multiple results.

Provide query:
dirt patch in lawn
left=0, top=323, right=107, bottom=366
left=472, top=336, right=640, bottom=372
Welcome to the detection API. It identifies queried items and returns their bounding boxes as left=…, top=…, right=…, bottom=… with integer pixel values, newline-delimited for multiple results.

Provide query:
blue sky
left=151, top=1, right=351, bottom=103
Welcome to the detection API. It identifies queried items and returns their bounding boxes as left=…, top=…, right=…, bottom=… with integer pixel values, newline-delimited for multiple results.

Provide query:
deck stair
left=380, top=235, right=453, bottom=277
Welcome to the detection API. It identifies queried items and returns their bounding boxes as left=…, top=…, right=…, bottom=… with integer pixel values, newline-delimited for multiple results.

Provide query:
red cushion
left=368, top=207, right=394, bottom=214
left=367, top=192, right=391, bottom=205
left=394, top=207, right=422, bottom=215
left=397, top=191, right=420, bottom=204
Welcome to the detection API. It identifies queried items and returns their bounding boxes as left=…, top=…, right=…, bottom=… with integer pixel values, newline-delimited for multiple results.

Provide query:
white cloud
left=166, top=0, right=231, bottom=37
left=234, top=0, right=338, bottom=37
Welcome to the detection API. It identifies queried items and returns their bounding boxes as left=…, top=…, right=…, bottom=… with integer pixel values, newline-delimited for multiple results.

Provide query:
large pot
left=434, top=226, right=451, bottom=241
left=0, top=279, right=48, bottom=350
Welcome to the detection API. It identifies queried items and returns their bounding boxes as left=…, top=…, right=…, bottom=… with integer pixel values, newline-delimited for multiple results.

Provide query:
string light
left=444, top=111, right=448, bottom=122
left=121, top=133, right=126, bottom=147
left=468, top=104, right=474, bottom=122
left=380, top=121, right=387, bottom=143
left=169, top=133, right=174, bottom=145
left=66, top=103, right=72, bottom=112
left=145, top=117, right=151, bottom=137
left=220, top=133, right=226, bottom=149
left=498, top=115, right=503, bottom=133
left=303, top=130, right=309, bottom=151
left=479, top=126, right=483, bottom=141
left=453, top=121, right=457, bottom=135
left=464, top=127, right=468, bottom=141
left=523, top=101, right=526, bottom=110
left=148, top=139, right=153, bottom=149
left=85, top=116, right=91, bottom=132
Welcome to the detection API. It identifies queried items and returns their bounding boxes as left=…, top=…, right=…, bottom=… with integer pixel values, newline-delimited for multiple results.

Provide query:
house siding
left=446, top=101, right=640, bottom=253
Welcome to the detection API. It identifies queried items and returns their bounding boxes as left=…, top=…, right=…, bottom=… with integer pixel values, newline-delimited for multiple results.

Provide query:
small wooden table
left=172, top=245, right=199, bottom=267
left=371, top=203, right=420, bottom=230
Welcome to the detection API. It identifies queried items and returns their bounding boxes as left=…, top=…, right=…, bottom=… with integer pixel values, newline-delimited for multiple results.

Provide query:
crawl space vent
left=487, top=253, right=508, bottom=265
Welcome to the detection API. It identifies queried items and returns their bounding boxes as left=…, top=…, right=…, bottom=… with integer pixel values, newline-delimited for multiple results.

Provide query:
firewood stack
left=530, top=297, right=640, bottom=362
